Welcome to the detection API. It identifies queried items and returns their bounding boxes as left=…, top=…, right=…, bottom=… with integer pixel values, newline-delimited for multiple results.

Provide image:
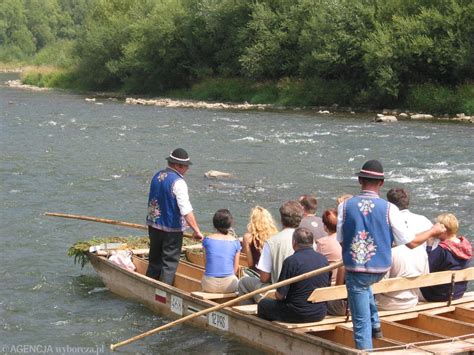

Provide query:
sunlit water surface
left=1, top=73, right=472, bottom=354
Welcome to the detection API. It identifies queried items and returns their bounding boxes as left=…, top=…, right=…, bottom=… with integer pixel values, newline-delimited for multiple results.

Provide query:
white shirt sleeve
left=172, top=179, right=193, bottom=216
left=389, top=203, right=415, bottom=246
left=256, top=243, right=272, bottom=273
left=336, top=202, right=345, bottom=243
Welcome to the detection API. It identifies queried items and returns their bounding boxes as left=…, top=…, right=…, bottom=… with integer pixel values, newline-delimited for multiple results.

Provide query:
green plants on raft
left=67, top=236, right=149, bottom=268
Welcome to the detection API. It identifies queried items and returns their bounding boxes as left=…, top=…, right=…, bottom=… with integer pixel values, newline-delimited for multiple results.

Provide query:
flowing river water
left=1, top=73, right=473, bottom=354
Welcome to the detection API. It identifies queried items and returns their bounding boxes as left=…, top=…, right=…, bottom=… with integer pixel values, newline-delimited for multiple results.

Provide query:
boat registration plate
left=170, top=295, right=183, bottom=315
left=208, top=312, right=229, bottom=331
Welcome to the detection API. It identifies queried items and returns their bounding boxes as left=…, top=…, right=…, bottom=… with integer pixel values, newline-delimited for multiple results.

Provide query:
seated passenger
left=238, top=201, right=303, bottom=304
left=315, top=208, right=342, bottom=284
left=376, top=188, right=430, bottom=310
left=242, top=206, right=279, bottom=273
left=201, top=209, right=241, bottom=293
left=420, top=213, right=472, bottom=302
left=318, top=208, right=347, bottom=315
left=299, top=195, right=327, bottom=240
left=258, top=228, right=330, bottom=323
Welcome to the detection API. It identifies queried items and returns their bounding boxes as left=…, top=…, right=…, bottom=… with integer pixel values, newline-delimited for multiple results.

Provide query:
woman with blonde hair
left=242, top=206, right=279, bottom=272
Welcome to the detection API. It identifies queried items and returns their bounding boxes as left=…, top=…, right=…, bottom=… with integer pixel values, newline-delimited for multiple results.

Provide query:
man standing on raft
left=337, top=159, right=446, bottom=350
left=146, top=148, right=204, bottom=285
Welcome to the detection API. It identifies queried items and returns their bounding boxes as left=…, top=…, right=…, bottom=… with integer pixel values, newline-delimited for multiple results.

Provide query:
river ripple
left=1, top=74, right=472, bottom=354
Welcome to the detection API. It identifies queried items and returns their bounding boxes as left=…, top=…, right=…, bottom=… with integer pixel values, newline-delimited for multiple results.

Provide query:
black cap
left=355, top=160, right=384, bottom=179
left=166, top=148, right=192, bottom=166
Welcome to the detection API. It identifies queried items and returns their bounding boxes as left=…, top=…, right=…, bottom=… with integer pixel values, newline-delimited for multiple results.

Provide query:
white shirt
left=172, top=178, right=193, bottom=216
left=400, top=209, right=437, bottom=249
left=375, top=209, right=432, bottom=309
left=376, top=244, right=429, bottom=310
left=336, top=195, right=415, bottom=246
left=256, top=243, right=272, bottom=273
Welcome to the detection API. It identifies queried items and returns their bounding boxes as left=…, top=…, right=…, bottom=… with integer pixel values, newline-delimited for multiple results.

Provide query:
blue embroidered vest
left=342, top=191, right=393, bottom=273
left=146, top=168, right=185, bottom=232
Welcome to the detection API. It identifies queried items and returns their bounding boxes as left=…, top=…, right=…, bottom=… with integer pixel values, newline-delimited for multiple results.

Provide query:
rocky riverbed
left=4, top=79, right=472, bottom=122
left=124, top=97, right=270, bottom=110
left=5, top=79, right=50, bottom=91
left=374, top=111, right=473, bottom=123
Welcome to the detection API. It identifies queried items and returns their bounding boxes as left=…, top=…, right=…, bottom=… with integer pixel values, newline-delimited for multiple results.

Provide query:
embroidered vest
left=146, top=168, right=185, bottom=232
left=342, top=192, right=393, bottom=273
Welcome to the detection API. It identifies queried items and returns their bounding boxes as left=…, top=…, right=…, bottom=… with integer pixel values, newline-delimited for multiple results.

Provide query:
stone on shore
left=452, top=113, right=473, bottom=122
left=375, top=115, right=398, bottom=122
left=398, top=113, right=409, bottom=118
left=5, top=79, right=49, bottom=91
left=411, top=114, right=434, bottom=120
left=125, top=97, right=269, bottom=111
left=318, top=110, right=330, bottom=114
left=204, top=170, right=233, bottom=179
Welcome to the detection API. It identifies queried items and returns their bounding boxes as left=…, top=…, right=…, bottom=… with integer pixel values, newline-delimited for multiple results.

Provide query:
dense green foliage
left=0, top=0, right=88, bottom=64
left=3, top=0, right=474, bottom=113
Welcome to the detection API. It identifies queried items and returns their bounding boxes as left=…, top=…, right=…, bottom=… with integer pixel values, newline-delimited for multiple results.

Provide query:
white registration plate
left=170, top=295, right=183, bottom=315
left=208, top=312, right=229, bottom=331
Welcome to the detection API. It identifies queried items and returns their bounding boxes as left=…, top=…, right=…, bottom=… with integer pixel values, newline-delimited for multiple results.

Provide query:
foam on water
left=389, top=175, right=425, bottom=183
left=215, top=117, right=240, bottom=122
left=233, top=136, right=262, bottom=142
left=88, top=287, right=109, bottom=294
left=455, top=169, right=473, bottom=177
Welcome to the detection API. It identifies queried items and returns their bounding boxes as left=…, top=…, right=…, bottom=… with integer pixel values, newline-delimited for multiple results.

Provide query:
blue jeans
left=345, top=271, right=385, bottom=350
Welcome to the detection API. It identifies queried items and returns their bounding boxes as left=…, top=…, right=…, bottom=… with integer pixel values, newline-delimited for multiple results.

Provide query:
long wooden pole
left=110, top=260, right=343, bottom=351
left=43, top=212, right=195, bottom=239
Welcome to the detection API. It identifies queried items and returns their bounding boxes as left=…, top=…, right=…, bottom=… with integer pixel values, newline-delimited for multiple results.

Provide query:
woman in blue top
left=201, top=209, right=241, bottom=293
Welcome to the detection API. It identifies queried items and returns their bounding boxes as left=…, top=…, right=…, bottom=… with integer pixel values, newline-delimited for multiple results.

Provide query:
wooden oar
left=110, top=260, right=343, bottom=351
left=43, top=212, right=196, bottom=239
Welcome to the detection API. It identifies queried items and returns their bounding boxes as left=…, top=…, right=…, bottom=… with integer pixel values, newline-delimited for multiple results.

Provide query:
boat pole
left=109, top=260, right=343, bottom=351
left=44, top=212, right=197, bottom=239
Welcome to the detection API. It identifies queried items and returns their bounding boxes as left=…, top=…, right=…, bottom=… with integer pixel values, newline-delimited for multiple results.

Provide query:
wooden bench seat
left=232, top=304, right=258, bottom=314
left=273, top=315, right=348, bottom=329
left=232, top=292, right=474, bottom=334
left=308, top=267, right=474, bottom=303
left=298, top=293, right=474, bottom=333
left=191, top=291, right=238, bottom=300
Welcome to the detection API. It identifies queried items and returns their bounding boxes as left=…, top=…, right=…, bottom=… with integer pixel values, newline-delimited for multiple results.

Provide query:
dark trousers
left=258, top=299, right=324, bottom=323
left=146, top=226, right=183, bottom=285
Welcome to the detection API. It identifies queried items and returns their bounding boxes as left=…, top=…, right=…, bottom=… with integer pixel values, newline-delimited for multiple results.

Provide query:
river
left=1, top=73, right=473, bottom=354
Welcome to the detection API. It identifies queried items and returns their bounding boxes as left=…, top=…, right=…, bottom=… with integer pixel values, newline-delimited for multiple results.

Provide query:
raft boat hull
left=87, top=253, right=474, bottom=354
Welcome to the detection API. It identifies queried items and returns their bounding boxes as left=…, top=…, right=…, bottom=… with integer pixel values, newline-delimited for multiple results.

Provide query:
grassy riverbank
left=15, top=67, right=474, bottom=116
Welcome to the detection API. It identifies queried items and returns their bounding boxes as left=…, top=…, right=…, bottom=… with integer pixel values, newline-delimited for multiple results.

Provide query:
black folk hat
left=355, top=159, right=384, bottom=180
left=166, top=148, right=192, bottom=166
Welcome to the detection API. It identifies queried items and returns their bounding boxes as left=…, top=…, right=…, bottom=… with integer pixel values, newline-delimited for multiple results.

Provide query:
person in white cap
left=336, top=159, right=446, bottom=350
left=146, top=148, right=204, bottom=285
